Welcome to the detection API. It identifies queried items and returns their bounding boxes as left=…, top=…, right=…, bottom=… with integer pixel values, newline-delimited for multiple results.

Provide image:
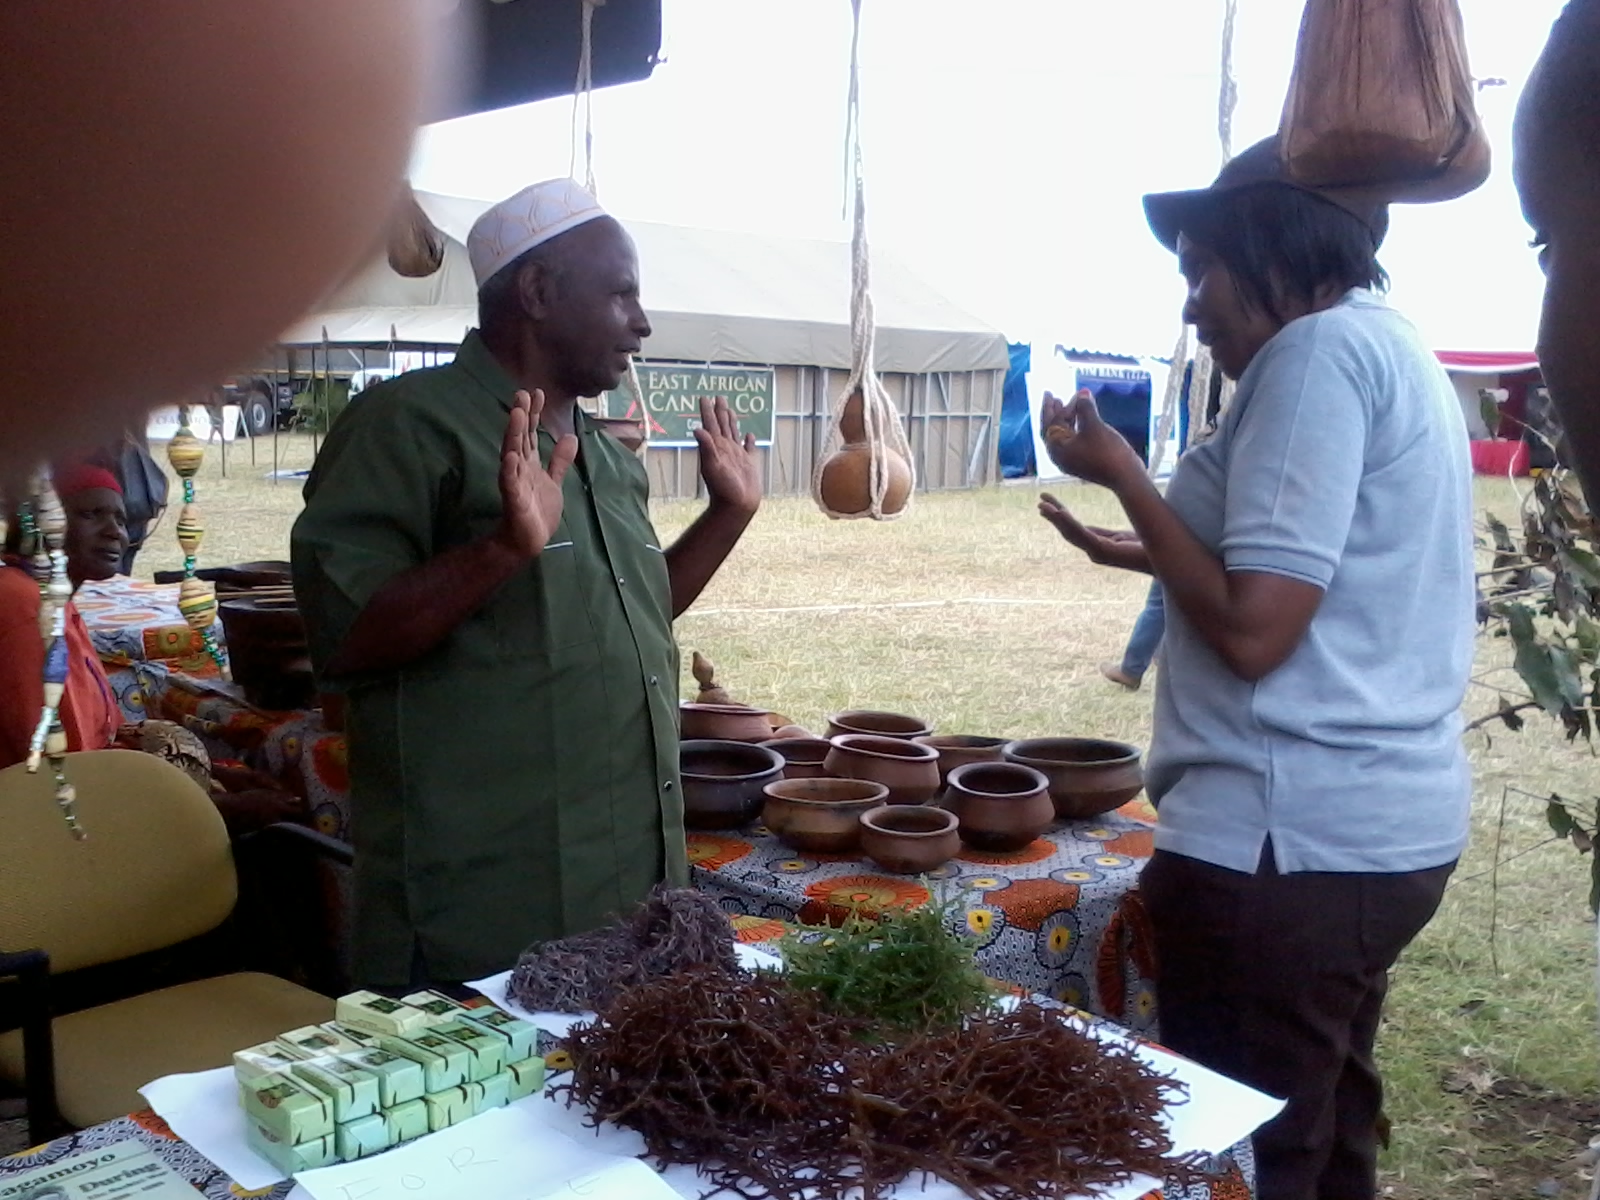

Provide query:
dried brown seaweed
left=506, top=885, right=738, bottom=1013
left=562, top=967, right=1206, bottom=1200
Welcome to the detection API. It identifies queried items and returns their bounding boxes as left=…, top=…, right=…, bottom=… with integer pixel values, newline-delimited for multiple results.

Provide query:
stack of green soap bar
left=237, top=992, right=545, bottom=1173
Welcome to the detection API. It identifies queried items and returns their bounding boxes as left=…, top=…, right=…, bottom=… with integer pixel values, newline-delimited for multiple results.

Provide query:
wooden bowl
left=680, top=740, right=785, bottom=830
left=1002, top=738, right=1144, bottom=819
left=759, top=737, right=833, bottom=780
left=680, top=702, right=777, bottom=743
left=825, top=709, right=933, bottom=740
left=943, top=762, right=1054, bottom=853
left=761, top=778, right=888, bottom=854
left=824, top=734, right=940, bottom=805
left=860, top=805, right=960, bottom=874
left=913, top=734, right=1007, bottom=783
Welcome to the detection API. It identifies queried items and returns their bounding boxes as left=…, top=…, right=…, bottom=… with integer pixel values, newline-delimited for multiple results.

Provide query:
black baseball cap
left=1143, top=136, right=1391, bottom=253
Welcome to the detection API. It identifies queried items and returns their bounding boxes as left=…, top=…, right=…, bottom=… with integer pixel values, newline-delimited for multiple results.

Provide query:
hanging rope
left=1147, top=0, right=1238, bottom=474
left=570, top=0, right=600, bottom=196
left=812, top=0, right=914, bottom=521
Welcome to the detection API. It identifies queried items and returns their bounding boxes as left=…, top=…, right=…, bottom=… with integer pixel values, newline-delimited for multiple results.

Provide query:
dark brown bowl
left=760, top=737, right=833, bottom=780
left=680, top=702, right=777, bottom=743
left=824, top=734, right=941, bottom=805
left=859, top=805, right=960, bottom=874
left=824, top=709, right=933, bottom=740
left=680, top=739, right=785, bottom=830
left=762, top=778, right=888, bottom=854
left=1002, top=737, right=1144, bottom=819
left=913, top=734, right=1007, bottom=783
left=943, top=761, right=1055, bottom=853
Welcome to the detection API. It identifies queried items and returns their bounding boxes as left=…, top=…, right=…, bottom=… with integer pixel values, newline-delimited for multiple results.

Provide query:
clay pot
left=815, top=390, right=913, bottom=517
left=217, top=595, right=314, bottom=711
left=942, top=762, right=1055, bottom=853
left=825, top=710, right=933, bottom=741
left=760, top=737, right=833, bottom=780
left=770, top=724, right=815, bottom=741
left=680, top=740, right=785, bottom=830
left=679, top=702, right=776, bottom=743
left=913, top=734, right=1007, bottom=783
left=824, top=734, right=940, bottom=806
left=860, top=805, right=960, bottom=875
left=1003, top=738, right=1144, bottom=820
left=762, top=778, right=889, bottom=855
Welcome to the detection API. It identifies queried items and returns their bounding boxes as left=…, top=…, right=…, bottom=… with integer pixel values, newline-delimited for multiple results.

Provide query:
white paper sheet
left=139, top=1068, right=286, bottom=1191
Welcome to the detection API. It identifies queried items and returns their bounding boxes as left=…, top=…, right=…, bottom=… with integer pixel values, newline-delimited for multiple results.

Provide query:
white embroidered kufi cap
left=466, top=178, right=607, bottom=288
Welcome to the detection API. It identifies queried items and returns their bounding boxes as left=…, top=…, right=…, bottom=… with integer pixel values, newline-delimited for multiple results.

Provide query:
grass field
left=140, top=433, right=1598, bottom=1197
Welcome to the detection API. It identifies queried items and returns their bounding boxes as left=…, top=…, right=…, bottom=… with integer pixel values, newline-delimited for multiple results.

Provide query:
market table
left=0, top=921, right=1258, bottom=1200
left=690, top=799, right=1161, bottom=1033
left=74, top=576, right=225, bottom=679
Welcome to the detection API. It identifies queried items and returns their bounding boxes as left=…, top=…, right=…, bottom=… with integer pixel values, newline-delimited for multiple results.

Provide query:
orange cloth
left=0, top=564, right=120, bottom=770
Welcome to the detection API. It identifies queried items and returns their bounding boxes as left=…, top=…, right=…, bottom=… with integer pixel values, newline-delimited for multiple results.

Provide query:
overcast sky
left=411, top=0, right=1564, bottom=357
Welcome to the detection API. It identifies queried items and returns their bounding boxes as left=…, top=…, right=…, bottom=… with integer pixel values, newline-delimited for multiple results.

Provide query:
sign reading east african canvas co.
left=604, top=363, right=776, bottom=447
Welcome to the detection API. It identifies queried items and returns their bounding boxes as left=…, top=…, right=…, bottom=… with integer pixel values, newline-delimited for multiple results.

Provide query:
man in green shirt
left=292, top=179, right=761, bottom=988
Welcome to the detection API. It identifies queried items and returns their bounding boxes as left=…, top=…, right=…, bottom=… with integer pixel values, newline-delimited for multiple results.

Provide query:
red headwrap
left=52, top=463, right=122, bottom=498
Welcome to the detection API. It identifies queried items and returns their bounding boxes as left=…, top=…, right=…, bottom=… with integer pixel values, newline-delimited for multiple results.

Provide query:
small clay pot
left=824, top=734, right=940, bottom=805
left=913, top=734, right=1007, bottom=783
left=762, top=777, right=889, bottom=854
left=760, top=737, right=833, bottom=780
left=1003, top=737, right=1144, bottom=820
left=825, top=709, right=933, bottom=741
left=680, top=702, right=776, bottom=743
left=859, top=805, right=960, bottom=874
left=770, top=724, right=815, bottom=741
left=942, top=762, right=1055, bottom=853
left=680, top=740, right=785, bottom=830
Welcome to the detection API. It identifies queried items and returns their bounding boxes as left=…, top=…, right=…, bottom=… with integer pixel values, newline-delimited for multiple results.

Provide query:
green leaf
left=1564, top=547, right=1600, bottom=592
left=1551, top=645, right=1587, bottom=709
left=1509, top=606, right=1571, bottom=716
left=1576, top=612, right=1600, bottom=659
left=1497, top=698, right=1525, bottom=732
left=1547, top=797, right=1579, bottom=840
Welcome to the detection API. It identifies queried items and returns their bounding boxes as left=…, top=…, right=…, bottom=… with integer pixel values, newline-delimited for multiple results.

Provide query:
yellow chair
left=0, top=750, right=335, bottom=1144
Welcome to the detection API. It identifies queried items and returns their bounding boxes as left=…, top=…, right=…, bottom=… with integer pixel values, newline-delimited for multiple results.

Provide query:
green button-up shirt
left=291, top=332, right=685, bottom=986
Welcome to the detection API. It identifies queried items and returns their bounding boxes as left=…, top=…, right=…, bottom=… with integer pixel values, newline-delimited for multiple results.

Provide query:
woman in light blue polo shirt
left=1038, top=137, right=1474, bottom=1200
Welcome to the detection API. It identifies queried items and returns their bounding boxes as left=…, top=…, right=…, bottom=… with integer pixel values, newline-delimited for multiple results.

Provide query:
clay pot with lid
left=859, top=805, right=960, bottom=874
left=679, top=702, right=776, bottom=743
left=824, top=734, right=940, bottom=806
left=760, top=737, right=833, bottom=780
left=825, top=709, right=933, bottom=741
left=762, top=777, right=888, bottom=854
left=942, top=761, right=1055, bottom=853
left=816, top=390, right=913, bottom=517
left=1003, top=737, right=1144, bottom=820
left=913, top=734, right=1007, bottom=783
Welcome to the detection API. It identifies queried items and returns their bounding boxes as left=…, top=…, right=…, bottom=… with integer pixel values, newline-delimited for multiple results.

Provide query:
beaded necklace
left=166, top=409, right=227, bottom=675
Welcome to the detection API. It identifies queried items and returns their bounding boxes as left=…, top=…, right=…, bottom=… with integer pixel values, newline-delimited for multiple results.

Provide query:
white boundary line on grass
left=682, top=597, right=1127, bottom=617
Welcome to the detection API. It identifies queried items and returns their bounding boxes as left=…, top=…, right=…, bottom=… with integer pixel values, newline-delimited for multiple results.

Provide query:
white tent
left=283, top=191, right=1008, bottom=375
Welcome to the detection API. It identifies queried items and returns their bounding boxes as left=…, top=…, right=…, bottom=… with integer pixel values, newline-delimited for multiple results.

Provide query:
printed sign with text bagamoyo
left=604, top=363, right=776, bottom=447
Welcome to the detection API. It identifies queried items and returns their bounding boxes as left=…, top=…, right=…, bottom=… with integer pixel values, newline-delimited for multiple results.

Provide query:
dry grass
left=133, top=436, right=1597, bottom=1196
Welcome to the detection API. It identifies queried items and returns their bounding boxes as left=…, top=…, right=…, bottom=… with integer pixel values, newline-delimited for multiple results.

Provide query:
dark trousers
left=1141, top=847, right=1453, bottom=1200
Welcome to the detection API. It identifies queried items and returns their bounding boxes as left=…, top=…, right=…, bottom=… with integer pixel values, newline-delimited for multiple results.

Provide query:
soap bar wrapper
left=323, top=1020, right=380, bottom=1047
left=505, top=1056, right=546, bottom=1101
left=379, top=1031, right=470, bottom=1092
left=247, top=1122, right=336, bottom=1175
left=400, top=989, right=473, bottom=1022
left=233, top=1041, right=307, bottom=1083
left=242, top=1070, right=334, bottom=1144
left=335, top=1112, right=394, bottom=1161
left=428, top=1019, right=507, bottom=1082
left=336, top=991, right=433, bottom=1038
left=477, top=1070, right=511, bottom=1114
left=338, top=1047, right=425, bottom=1108
left=459, top=1008, right=538, bottom=1062
left=291, top=1056, right=381, bottom=1122
left=422, top=1083, right=481, bottom=1132
left=278, top=1024, right=368, bottom=1058
left=382, top=1098, right=430, bottom=1145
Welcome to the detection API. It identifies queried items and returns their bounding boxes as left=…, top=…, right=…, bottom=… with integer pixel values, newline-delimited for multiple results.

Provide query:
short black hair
left=476, top=239, right=573, bottom=330
left=1183, top=182, right=1389, bottom=324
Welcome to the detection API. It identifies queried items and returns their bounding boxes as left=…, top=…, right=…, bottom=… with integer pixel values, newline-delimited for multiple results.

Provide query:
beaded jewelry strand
left=20, top=468, right=85, bottom=839
left=166, top=409, right=227, bottom=676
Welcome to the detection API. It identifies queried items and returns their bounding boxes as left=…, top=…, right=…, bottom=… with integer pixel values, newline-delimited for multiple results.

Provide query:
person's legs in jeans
left=1103, top=581, right=1165, bottom=688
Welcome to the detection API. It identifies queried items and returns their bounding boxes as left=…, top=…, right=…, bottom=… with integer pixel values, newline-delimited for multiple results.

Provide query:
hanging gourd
left=167, top=409, right=229, bottom=677
left=17, top=468, right=84, bottom=838
left=812, top=0, right=915, bottom=522
left=386, top=181, right=447, bottom=279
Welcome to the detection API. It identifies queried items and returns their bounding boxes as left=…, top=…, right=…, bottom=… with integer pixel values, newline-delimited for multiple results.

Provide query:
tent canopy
left=283, top=191, right=1009, bottom=375
left=1435, top=350, right=1541, bottom=374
